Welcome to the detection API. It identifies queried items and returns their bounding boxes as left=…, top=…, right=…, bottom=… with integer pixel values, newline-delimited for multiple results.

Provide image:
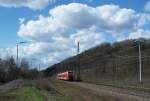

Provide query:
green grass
left=0, top=87, right=45, bottom=101
left=12, top=87, right=45, bottom=101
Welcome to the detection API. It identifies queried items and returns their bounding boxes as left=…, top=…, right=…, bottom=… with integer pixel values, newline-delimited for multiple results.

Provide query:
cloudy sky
left=0, top=0, right=149, bottom=69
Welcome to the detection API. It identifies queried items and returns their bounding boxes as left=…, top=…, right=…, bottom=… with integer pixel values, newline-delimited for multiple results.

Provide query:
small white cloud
left=128, top=29, right=150, bottom=39
left=138, top=13, right=150, bottom=27
left=0, top=0, right=55, bottom=10
left=19, top=17, right=25, bottom=24
left=83, top=0, right=94, bottom=2
left=145, top=1, right=150, bottom=12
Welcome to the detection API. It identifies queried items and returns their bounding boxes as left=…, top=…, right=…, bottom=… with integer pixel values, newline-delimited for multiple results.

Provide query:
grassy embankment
left=0, top=87, right=44, bottom=101
left=0, top=79, right=118, bottom=101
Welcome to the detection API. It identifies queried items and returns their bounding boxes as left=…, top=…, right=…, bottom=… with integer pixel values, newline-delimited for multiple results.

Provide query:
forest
left=45, top=38, right=150, bottom=84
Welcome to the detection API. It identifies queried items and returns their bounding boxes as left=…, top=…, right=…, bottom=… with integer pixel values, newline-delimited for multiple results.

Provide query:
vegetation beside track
left=0, top=79, right=119, bottom=101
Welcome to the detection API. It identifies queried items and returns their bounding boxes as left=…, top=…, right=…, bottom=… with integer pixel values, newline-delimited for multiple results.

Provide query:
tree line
left=0, top=56, right=40, bottom=83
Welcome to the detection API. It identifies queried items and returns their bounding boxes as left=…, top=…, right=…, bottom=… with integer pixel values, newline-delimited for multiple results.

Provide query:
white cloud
left=83, top=0, right=94, bottom=2
left=16, top=3, right=145, bottom=68
left=113, top=29, right=150, bottom=42
left=3, top=3, right=150, bottom=69
left=138, top=13, right=150, bottom=27
left=50, top=3, right=138, bottom=33
left=19, top=17, right=25, bottom=24
left=18, top=3, right=139, bottom=41
left=128, top=29, right=150, bottom=39
left=18, top=15, right=67, bottom=41
left=17, top=27, right=106, bottom=67
left=71, top=26, right=105, bottom=51
left=0, top=0, right=55, bottom=10
left=145, top=1, right=150, bottom=12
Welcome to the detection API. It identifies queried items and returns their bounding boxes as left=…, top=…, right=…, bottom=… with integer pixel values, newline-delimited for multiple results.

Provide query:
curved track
left=61, top=81, right=150, bottom=101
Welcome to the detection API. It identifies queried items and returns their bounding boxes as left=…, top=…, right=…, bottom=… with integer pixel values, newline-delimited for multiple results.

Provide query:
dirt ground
left=53, top=80, right=150, bottom=101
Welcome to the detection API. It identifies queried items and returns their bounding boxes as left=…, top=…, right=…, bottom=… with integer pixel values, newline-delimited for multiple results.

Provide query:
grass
left=0, top=87, right=45, bottom=101
left=11, top=87, right=45, bottom=101
left=0, top=79, right=121, bottom=101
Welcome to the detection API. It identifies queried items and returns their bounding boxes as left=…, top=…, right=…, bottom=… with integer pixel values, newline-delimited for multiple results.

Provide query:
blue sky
left=0, top=0, right=149, bottom=69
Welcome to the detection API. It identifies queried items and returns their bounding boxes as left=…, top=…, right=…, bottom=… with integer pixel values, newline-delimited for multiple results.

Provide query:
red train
left=57, top=71, right=74, bottom=81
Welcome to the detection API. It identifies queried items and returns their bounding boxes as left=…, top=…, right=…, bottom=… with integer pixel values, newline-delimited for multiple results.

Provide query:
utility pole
left=39, top=64, right=41, bottom=79
left=16, top=41, right=27, bottom=68
left=17, top=44, right=19, bottom=68
left=138, top=42, right=142, bottom=83
left=77, top=41, right=81, bottom=81
left=39, top=64, right=41, bottom=71
left=135, top=40, right=142, bottom=83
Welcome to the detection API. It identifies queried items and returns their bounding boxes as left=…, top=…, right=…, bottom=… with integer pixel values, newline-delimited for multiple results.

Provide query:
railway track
left=60, top=80, right=150, bottom=101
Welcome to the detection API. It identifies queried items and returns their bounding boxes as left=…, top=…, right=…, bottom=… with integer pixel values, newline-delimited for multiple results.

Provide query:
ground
left=0, top=79, right=150, bottom=101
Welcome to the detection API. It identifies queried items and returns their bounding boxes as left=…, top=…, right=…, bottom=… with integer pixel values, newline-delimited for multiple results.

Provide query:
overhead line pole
left=77, top=41, right=81, bottom=81
left=135, top=40, right=142, bottom=83
left=138, top=42, right=142, bottom=83
left=16, top=41, right=27, bottom=68
left=17, top=44, right=19, bottom=68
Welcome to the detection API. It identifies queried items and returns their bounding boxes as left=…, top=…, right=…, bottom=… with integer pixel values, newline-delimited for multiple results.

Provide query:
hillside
left=45, top=38, right=150, bottom=85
